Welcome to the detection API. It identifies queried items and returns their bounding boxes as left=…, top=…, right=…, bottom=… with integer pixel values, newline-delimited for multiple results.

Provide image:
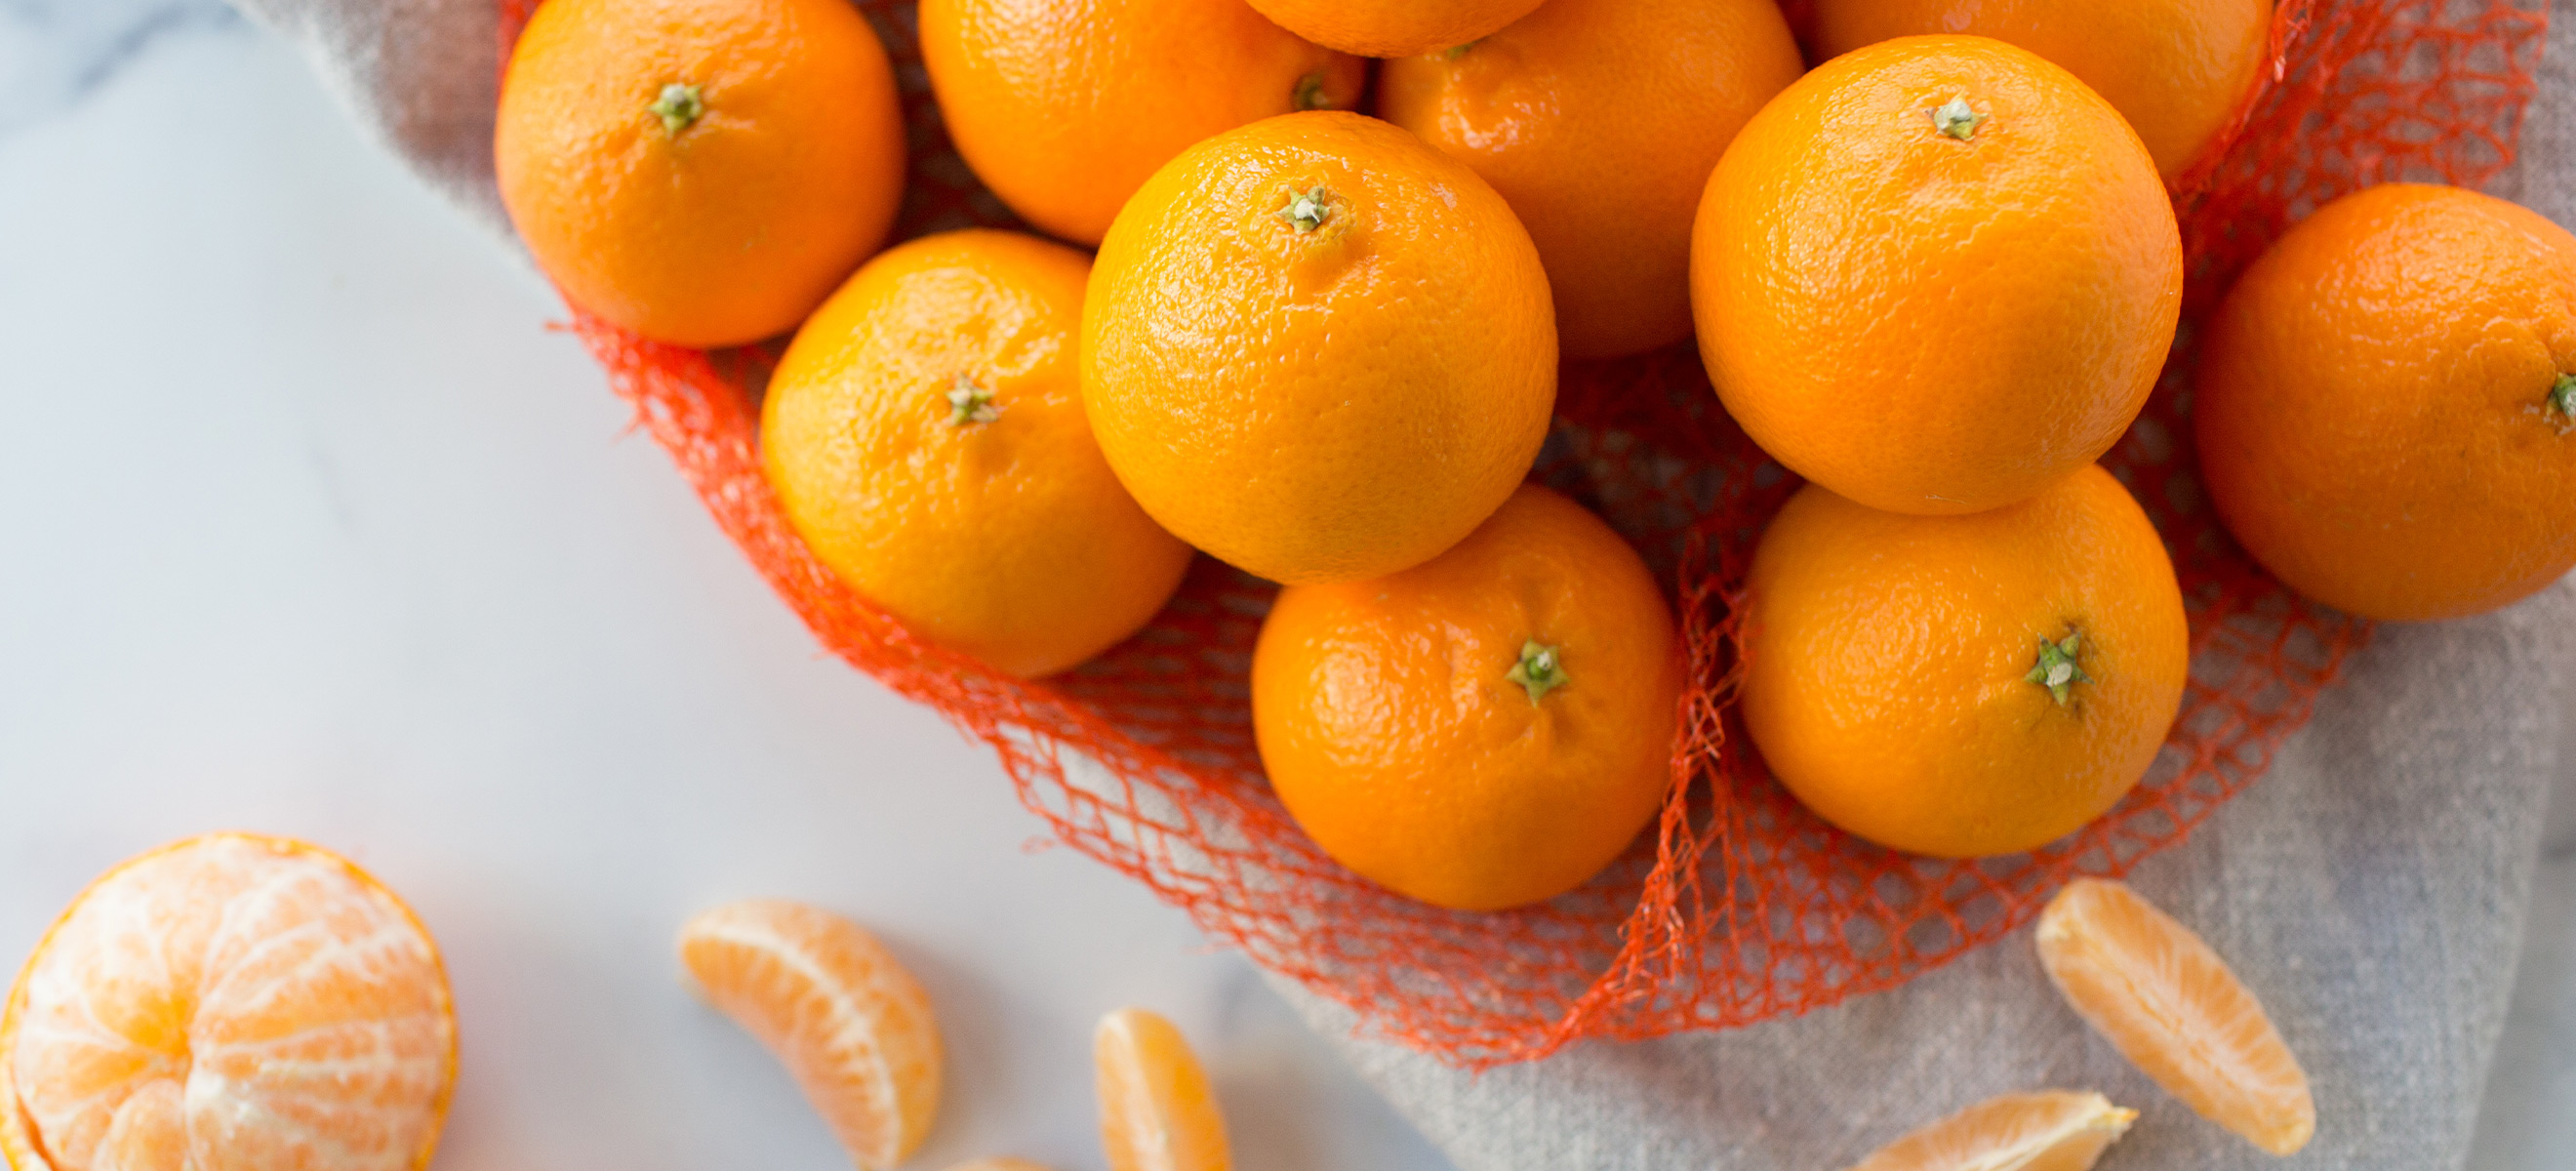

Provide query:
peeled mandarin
left=0, top=833, right=457, bottom=1171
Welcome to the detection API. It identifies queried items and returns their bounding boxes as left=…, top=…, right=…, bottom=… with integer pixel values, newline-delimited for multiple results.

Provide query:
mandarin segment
left=2036, top=878, right=2315, bottom=1154
left=1846, top=1090, right=2136, bottom=1171
left=0, top=833, right=458, bottom=1171
left=1094, top=1008, right=1228, bottom=1171
left=678, top=901, right=944, bottom=1170
left=1692, top=35, right=2182, bottom=515
left=1081, top=110, right=1555, bottom=586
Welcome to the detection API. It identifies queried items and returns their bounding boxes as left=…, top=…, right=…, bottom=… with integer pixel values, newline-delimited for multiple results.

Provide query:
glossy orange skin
left=1242, top=0, right=1547, bottom=58
left=1813, top=0, right=2273, bottom=181
left=1082, top=111, right=1555, bottom=586
left=496, top=0, right=905, bottom=347
left=1381, top=0, right=1802, bottom=359
left=1252, top=484, right=1683, bottom=911
left=763, top=230, right=1193, bottom=678
left=1742, top=466, right=2189, bottom=859
left=2195, top=183, right=2576, bottom=622
left=1693, top=36, right=2182, bottom=516
left=921, top=0, right=1364, bottom=248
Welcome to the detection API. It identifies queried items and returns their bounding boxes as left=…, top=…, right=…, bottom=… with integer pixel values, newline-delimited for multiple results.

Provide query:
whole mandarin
left=1381, top=0, right=1803, bottom=358
left=919, top=0, right=1365, bottom=247
left=1252, top=483, right=1683, bottom=911
left=1741, top=465, right=2189, bottom=859
left=1693, top=36, right=2182, bottom=516
left=763, top=230, right=1193, bottom=678
left=1242, top=0, right=1549, bottom=58
left=1081, top=111, right=1555, bottom=586
left=2195, top=182, right=2576, bottom=622
left=496, top=0, right=906, bottom=348
left=1813, top=0, right=2273, bottom=181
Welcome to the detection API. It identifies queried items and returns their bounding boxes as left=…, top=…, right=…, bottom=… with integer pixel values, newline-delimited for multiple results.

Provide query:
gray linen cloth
left=233, top=0, right=2576, bottom=1164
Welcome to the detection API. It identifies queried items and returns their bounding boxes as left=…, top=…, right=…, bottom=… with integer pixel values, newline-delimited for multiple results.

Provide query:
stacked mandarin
left=443, top=0, right=2576, bottom=1159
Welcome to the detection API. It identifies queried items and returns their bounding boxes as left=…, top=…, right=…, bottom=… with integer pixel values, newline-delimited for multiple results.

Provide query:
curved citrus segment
left=678, top=901, right=944, bottom=1169
left=0, top=832, right=458, bottom=1171
left=2035, top=878, right=2314, bottom=1154
left=1847, top=1090, right=2135, bottom=1171
left=1094, top=1008, right=1228, bottom=1171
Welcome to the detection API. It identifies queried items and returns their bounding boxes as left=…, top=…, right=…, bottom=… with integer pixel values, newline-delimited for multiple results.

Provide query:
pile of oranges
left=493, top=0, right=2576, bottom=911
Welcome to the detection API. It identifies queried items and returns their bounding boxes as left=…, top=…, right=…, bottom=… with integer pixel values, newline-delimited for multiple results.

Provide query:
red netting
left=496, top=0, right=2549, bottom=1068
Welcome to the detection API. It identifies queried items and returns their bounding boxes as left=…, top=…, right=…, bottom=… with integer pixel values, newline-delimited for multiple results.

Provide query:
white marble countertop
left=0, top=3, right=2568, bottom=1169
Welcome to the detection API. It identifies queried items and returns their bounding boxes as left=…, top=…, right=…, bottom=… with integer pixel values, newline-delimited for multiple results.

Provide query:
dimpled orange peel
left=1741, top=465, right=2189, bottom=859
left=762, top=229, right=1194, bottom=678
left=919, top=0, right=1365, bottom=246
left=1693, top=35, right=2182, bottom=516
left=1812, top=0, right=2273, bottom=180
left=496, top=0, right=906, bottom=347
left=1241, top=0, right=1549, bottom=58
left=1381, top=0, right=1803, bottom=358
left=1081, top=110, right=1555, bottom=586
left=1252, top=483, right=1683, bottom=910
left=2195, top=182, right=2576, bottom=622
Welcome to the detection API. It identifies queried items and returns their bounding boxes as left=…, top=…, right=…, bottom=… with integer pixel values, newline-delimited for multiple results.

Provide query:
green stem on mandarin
left=2024, top=629, right=2093, bottom=707
left=649, top=83, right=705, bottom=135
left=1277, top=185, right=1336, bottom=233
left=1293, top=71, right=1331, bottom=111
left=2550, top=373, right=2576, bottom=419
left=1931, top=96, right=1988, bottom=141
left=946, top=377, right=1000, bottom=426
left=1506, top=641, right=1567, bottom=704
left=1443, top=40, right=1481, bottom=61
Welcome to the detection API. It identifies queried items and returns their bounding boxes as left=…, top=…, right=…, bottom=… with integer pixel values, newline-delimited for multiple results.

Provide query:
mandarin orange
left=1381, top=0, right=1802, bottom=358
left=2194, top=182, right=2576, bottom=622
left=1082, top=110, right=1555, bottom=586
left=1241, top=0, right=1546, bottom=58
left=1813, top=0, right=2274, bottom=180
left=678, top=900, right=945, bottom=1170
left=0, top=833, right=457, bottom=1171
left=1741, top=465, right=2188, bottom=859
left=1693, top=35, right=2181, bottom=516
left=496, top=0, right=905, bottom=347
left=763, top=229, right=1193, bottom=678
left=1251, top=483, right=1681, bottom=910
left=920, top=0, right=1364, bottom=247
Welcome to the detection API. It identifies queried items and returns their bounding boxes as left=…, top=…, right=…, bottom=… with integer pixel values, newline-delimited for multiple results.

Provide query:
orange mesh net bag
left=496, top=0, right=2550, bottom=1069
